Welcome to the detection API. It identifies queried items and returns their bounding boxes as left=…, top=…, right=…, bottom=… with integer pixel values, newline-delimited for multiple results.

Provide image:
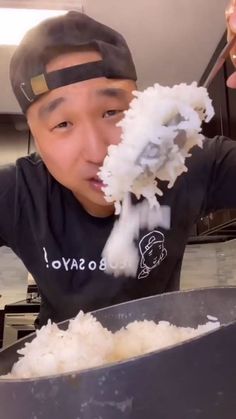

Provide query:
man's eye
left=54, top=121, right=72, bottom=129
left=103, top=110, right=122, bottom=118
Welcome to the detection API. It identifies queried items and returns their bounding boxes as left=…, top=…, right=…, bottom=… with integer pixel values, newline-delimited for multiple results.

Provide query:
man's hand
left=226, top=0, right=236, bottom=87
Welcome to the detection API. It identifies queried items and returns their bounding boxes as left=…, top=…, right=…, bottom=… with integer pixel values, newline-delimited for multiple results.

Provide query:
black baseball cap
left=10, top=10, right=137, bottom=114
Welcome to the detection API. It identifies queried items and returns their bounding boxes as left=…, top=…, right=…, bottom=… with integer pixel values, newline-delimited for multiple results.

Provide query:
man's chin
left=85, top=201, right=115, bottom=217
left=73, top=191, right=115, bottom=217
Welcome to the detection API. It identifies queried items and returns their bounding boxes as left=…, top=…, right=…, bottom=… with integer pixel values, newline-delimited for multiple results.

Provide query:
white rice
left=206, top=314, right=219, bottom=322
left=99, top=82, right=214, bottom=277
left=99, top=82, right=214, bottom=212
left=1, top=311, right=220, bottom=380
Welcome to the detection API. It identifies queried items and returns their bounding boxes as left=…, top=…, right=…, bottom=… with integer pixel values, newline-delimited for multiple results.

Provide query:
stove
left=3, top=296, right=40, bottom=348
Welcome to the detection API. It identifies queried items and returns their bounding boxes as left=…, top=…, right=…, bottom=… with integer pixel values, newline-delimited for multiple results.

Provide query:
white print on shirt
left=43, top=247, right=49, bottom=268
left=138, top=230, right=167, bottom=279
left=42, top=247, right=130, bottom=272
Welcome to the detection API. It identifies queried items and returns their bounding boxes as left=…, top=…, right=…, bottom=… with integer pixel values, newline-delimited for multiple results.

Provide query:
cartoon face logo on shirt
left=138, top=230, right=167, bottom=279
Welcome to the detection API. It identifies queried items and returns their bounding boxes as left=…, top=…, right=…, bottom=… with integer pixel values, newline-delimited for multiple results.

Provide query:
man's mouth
left=88, top=176, right=106, bottom=191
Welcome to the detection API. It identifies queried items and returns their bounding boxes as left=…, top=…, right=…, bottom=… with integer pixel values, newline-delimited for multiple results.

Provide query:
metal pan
left=1, top=286, right=236, bottom=419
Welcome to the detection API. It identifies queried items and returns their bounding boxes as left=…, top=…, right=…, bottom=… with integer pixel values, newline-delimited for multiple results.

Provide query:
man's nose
left=81, top=122, right=109, bottom=164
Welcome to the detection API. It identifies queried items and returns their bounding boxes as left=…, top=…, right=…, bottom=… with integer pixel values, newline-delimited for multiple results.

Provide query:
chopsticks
left=203, top=34, right=236, bottom=88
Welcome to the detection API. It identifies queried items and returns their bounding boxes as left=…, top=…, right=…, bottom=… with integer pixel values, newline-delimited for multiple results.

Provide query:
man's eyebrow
left=38, top=97, right=66, bottom=119
left=37, top=88, right=128, bottom=119
left=94, top=88, right=128, bottom=99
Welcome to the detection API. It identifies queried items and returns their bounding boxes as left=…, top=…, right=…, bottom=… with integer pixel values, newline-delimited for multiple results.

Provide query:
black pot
left=1, top=286, right=236, bottom=419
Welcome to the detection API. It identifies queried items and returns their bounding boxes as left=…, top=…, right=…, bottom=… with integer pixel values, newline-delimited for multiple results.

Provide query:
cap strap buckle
left=31, top=74, right=49, bottom=96
left=19, top=82, right=34, bottom=103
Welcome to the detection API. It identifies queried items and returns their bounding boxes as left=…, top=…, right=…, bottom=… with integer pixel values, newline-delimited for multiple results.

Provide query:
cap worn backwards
left=10, top=11, right=137, bottom=114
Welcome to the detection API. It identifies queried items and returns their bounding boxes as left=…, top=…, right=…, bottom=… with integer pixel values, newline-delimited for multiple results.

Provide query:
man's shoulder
left=195, top=135, right=236, bottom=154
left=0, top=153, right=44, bottom=175
left=0, top=153, right=54, bottom=197
left=16, top=152, right=44, bottom=170
left=15, top=152, right=50, bottom=184
left=187, top=135, right=236, bottom=166
left=192, top=135, right=221, bottom=154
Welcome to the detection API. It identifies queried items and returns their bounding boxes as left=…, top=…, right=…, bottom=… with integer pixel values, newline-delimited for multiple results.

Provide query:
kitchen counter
left=181, top=238, right=236, bottom=289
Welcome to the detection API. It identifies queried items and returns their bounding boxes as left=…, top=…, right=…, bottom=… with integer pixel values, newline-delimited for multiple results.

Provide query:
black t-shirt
left=1, top=136, right=236, bottom=326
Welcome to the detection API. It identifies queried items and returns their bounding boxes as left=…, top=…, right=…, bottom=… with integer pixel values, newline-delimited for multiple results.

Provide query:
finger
left=229, top=12, right=236, bottom=32
left=225, top=0, right=236, bottom=22
left=226, top=1, right=236, bottom=41
left=225, top=1, right=236, bottom=84
left=226, top=71, right=236, bottom=88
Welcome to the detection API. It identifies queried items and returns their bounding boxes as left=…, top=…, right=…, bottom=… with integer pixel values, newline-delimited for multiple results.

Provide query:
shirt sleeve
left=0, top=163, right=17, bottom=248
left=202, top=136, right=236, bottom=214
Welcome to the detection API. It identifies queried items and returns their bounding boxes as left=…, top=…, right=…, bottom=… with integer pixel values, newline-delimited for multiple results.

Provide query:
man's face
left=27, top=50, right=136, bottom=217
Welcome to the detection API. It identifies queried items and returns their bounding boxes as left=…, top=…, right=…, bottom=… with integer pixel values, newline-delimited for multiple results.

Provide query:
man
left=1, top=10, right=236, bottom=327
